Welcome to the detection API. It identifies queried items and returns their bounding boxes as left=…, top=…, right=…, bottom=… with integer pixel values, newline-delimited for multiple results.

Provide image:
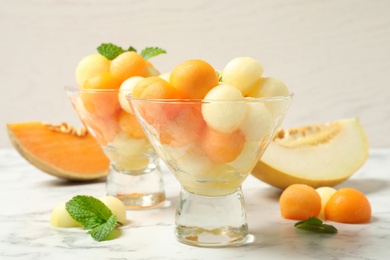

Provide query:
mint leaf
left=127, top=46, right=137, bottom=52
left=89, top=214, right=118, bottom=241
left=295, top=217, right=337, bottom=234
left=140, top=47, right=167, bottom=60
left=97, top=43, right=126, bottom=60
left=65, top=195, right=122, bottom=241
left=216, top=71, right=222, bottom=82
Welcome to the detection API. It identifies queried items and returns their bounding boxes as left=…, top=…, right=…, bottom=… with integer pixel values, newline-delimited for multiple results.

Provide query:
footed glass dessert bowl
left=66, top=87, right=165, bottom=209
left=128, top=94, right=293, bottom=247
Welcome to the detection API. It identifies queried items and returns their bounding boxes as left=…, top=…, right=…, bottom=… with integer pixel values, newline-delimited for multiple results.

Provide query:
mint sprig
left=97, top=43, right=166, bottom=60
left=294, top=217, right=337, bottom=234
left=140, top=47, right=166, bottom=60
left=66, top=195, right=121, bottom=241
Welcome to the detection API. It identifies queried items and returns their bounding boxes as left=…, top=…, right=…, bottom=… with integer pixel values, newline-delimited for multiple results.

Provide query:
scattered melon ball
left=50, top=202, right=82, bottom=228
left=325, top=188, right=371, bottom=224
left=118, top=76, right=144, bottom=114
left=99, top=196, right=127, bottom=224
left=247, top=77, right=289, bottom=98
left=202, top=84, right=247, bottom=133
left=222, top=57, right=263, bottom=95
left=75, top=54, right=110, bottom=87
left=316, top=186, right=337, bottom=220
left=279, top=184, right=321, bottom=220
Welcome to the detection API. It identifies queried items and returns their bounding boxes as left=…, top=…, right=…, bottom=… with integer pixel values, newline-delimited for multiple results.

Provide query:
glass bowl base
left=106, top=164, right=166, bottom=209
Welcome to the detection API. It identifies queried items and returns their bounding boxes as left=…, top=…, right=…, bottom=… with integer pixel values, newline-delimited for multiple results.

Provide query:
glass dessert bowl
left=65, top=87, right=165, bottom=209
left=128, top=93, right=293, bottom=247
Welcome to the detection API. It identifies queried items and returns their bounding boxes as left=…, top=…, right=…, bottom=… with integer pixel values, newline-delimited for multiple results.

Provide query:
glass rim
left=128, top=92, right=294, bottom=104
left=64, top=87, right=294, bottom=103
left=64, top=86, right=125, bottom=93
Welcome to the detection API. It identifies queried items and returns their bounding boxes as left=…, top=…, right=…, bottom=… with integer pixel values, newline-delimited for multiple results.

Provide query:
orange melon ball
left=169, top=59, right=219, bottom=99
left=325, top=188, right=371, bottom=224
left=279, top=184, right=321, bottom=220
left=81, top=90, right=122, bottom=119
left=110, top=51, right=147, bottom=82
left=81, top=112, right=120, bottom=146
left=132, top=77, right=181, bottom=100
left=118, top=110, right=146, bottom=139
left=83, top=72, right=122, bottom=89
left=201, top=127, right=245, bottom=163
left=131, top=77, right=182, bottom=124
left=160, top=104, right=206, bottom=147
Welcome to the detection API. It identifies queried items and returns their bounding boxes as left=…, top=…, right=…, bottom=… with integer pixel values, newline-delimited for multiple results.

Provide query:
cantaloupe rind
left=7, top=121, right=110, bottom=181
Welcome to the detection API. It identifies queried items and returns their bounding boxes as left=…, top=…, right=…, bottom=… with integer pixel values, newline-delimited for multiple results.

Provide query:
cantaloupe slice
left=7, top=121, right=110, bottom=181
left=251, top=118, right=369, bottom=189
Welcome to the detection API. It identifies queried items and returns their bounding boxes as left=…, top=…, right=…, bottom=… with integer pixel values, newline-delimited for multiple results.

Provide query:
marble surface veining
left=0, top=148, right=389, bottom=260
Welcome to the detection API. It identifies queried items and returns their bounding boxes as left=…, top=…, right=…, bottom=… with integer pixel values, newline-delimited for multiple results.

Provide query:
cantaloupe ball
left=202, top=84, right=247, bottom=133
left=99, top=196, right=127, bottom=224
left=279, top=184, right=321, bottom=220
left=316, top=187, right=337, bottom=220
left=222, top=57, right=263, bottom=95
left=240, top=101, right=272, bottom=141
left=201, top=127, right=246, bottom=163
left=76, top=54, right=111, bottom=87
left=118, top=76, right=144, bottom=114
left=247, top=77, right=289, bottom=98
left=50, top=202, right=82, bottom=228
left=325, top=188, right=371, bottom=224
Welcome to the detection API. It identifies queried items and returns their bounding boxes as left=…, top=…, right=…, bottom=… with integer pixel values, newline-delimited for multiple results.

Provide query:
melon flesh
left=7, top=121, right=110, bottom=181
left=251, top=118, right=369, bottom=189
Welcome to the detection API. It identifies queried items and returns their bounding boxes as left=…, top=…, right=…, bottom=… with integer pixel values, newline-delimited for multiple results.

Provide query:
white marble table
left=1, top=148, right=389, bottom=260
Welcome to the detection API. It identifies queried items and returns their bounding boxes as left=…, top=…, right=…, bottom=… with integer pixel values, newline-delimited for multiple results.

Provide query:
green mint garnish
left=140, top=47, right=167, bottom=60
left=66, top=195, right=121, bottom=241
left=97, top=43, right=166, bottom=61
left=127, top=46, right=137, bottom=52
left=88, top=214, right=118, bottom=241
left=97, top=43, right=127, bottom=60
left=294, top=217, right=337, bottom=234
left=216, top=71, right=222, bottom=82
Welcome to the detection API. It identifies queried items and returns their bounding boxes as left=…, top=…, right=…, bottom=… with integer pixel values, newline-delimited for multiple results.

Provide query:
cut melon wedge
left=251, top=118, right=369, bottom=189
left=7, top=121, right=110, bottom=181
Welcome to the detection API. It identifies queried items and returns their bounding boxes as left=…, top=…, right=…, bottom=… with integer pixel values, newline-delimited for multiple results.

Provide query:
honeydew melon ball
left=222, top=57, right=263, bottom=95
left=227, top=141, right=259, bottom=171
left=202, top=84, right=247, bottom=133
left=99, top=196, right=127, bottom=224
left=169, top=145, right=213, bottom=178
left=158, top=72, right=171, bottom=82
left=316, top=187, right=337, bottom=220
left=247, top=77, right=289, bottom=98
left=240, top=100, right=272, bottom=141
left=76, top=54, right=111, bottom=87
left=50, top=202, right=82, bottom=228
left=118, top=76, right=144, bottom=114
left=146, top=63, right=160, bottom=77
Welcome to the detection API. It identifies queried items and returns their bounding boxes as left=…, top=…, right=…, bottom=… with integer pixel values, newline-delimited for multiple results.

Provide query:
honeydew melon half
left=251, top=118, right=369, bottom=189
